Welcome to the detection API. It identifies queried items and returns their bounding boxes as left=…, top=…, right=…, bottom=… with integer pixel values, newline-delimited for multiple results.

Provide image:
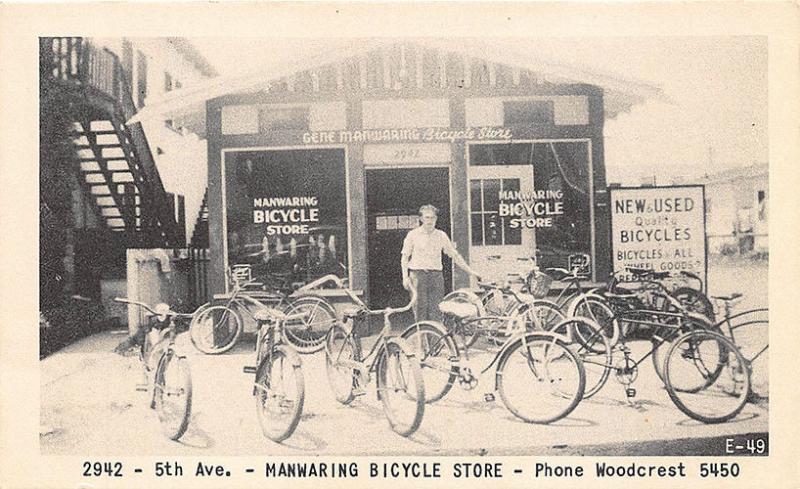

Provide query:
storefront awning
left=129, top=38, right=667, bottom=138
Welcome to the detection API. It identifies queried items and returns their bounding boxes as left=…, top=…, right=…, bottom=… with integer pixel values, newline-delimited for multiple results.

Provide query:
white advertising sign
left=609, top=186, right=707, bottom=283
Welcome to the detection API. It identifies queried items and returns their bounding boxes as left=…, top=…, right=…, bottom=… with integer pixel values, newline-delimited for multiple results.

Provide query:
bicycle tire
left=401, top=321, right=459, bottom=403
left=189, top=305, right=243, bottom=354
left=255, top=346, right=305, bottom=442
left=548, top=317, right=612, bottom=399
left=376, top=339, right=425, bottom=437
left=282, top=295, right=337, bottom=354
left=496, top=334, right=585, bottom=424
left=653, top=314, right=717, bottom=384
left=324, top=324, right=360, bottom=405
left=153, top=352, right=192, bottom=440
left=664, top=329, right=751, bottom=423
left=570, top=295, right=620, bottom=347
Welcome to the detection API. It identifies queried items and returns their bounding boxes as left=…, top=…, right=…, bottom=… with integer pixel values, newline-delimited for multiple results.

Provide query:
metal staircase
left=40, top=37, right=183, bottom=247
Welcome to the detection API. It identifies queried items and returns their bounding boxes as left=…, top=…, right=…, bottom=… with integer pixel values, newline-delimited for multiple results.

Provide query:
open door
left=366, top=168, right=451, bottom=309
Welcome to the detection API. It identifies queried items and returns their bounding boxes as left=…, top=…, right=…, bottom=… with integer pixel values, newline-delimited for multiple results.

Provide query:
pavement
left=39, top=256, right=768, bottom=456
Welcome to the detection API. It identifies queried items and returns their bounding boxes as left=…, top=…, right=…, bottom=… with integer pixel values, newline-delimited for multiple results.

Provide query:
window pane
left=484, top=213, right=502, bottom=245
left=470, top=179, right=482, bottom=212
left=226, top=149, right=349, bottom=287
left=482, top=179, right=501, bottom=211
left=502, top=217, right=521, bottom=245
left=471, top=213, right=483, bottom=246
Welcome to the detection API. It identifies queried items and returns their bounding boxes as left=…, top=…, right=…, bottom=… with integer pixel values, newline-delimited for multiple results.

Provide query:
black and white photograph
left=36, top=33, right=770, bottom=456
left=2, top=2, right=799, bottom=487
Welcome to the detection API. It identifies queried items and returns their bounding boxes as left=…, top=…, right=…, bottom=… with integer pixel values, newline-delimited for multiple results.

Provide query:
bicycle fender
left=444, top=288, right=487, bottom=316
left=400, top=320, right=449, bottom=340
left=253, top=346, right=302, bottom=395
left=566, top=292, right=607, bottom=316
left=491, top=332, right=568, bottom=391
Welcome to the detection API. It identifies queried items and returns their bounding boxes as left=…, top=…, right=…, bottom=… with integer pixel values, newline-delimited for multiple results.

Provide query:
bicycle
left=322, top=276, right=425, bottom=437
left=563, top=277, right=753, bottom=423
left=189, top=269, right=337, bottom=355
left=114, top=297, right=194, bottom=440
left=242, top=306, right=310, bottom=442
left=401, top=298, right=591, bottom=424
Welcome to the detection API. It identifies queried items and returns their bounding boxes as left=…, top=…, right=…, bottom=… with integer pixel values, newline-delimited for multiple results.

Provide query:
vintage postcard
left=1, top=2, right=798, bottom=488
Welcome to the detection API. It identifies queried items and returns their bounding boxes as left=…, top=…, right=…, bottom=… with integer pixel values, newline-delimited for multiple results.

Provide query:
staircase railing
left=41, top=37, right=182, bottom=246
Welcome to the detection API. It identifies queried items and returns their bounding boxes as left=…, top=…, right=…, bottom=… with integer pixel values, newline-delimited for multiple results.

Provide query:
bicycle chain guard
left=614, top=356, right=639, bottom=386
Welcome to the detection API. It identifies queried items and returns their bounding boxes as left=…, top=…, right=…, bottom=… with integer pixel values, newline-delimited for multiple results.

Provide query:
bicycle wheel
left=401, top=321, right=459, bottom=403
left=519, top=300, right=565, bottom=331
left=570, top=296, right=619, bottom=347
left=282, top=295, right=337, bottom=354
left=153, top=352, right=192, bottom=440
left=325, top=324, right=359, bottom=404
left=672, top=287, right=715, bottom=322
left=189, top=305, right=242, bottom=354
left=254, top=346, right=305, bottom=442
left=376, top=340, right=425, bottom=436
left=442, top=289, right=484, bottom=348
left=652, top=314, right=715, bottom=383
left=497, top=334, right=585, bottom=424
left=664, top=329, right=750, bottom=423
left=548, top=318, right=612, bottom=399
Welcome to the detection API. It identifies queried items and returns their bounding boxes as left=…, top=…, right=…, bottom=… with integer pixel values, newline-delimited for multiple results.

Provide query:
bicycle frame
left=423, top=310, right=564, bottom=391
left=714, top=306, right=769, bottom=363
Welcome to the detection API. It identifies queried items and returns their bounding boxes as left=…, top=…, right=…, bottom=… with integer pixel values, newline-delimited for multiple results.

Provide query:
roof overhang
left=129, top=39, right=667, bottom=138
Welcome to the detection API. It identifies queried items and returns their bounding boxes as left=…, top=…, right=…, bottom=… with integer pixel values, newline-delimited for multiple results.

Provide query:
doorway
left=366, top=167, right=451, bottom=309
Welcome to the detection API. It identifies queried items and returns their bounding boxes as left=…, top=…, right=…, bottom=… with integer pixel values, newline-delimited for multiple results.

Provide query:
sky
left=190, top=36, right=768, bottom=184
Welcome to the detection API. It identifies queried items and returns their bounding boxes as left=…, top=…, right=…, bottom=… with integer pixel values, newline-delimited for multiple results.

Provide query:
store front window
left=224, top=148, right=348, bottom=290
left=468, top=141, right=592, bottom=278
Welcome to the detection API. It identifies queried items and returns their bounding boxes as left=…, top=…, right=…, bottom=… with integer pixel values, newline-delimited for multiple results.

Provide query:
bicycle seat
left=340, top=305, right=366, bottom=320
left=651, top=271, right=669, bottom=280
left=544, top=267, right=571, bottom=280
left=711, top=292, right=743, bottom=302
left=253, top=308, right=286, bottom=322
left=439, top=301, right=479, bottom=319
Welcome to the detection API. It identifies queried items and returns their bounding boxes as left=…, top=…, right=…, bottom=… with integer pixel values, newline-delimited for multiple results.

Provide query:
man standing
left=401, top=204, right=480, bottom=321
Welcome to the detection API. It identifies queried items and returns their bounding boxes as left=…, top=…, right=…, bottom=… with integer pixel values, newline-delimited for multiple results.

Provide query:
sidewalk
left=40, top=329, right=768, bottom=456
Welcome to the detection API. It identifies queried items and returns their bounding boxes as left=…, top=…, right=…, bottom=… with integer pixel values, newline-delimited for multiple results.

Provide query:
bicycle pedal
left=483, top=393, right=496, bottom=402
left=135, top=384, right=149, bottom=392
left=625, top=388, right=637, bottom=398
left=242, top=366, right=257, bottom=374
left=352, top=388, right=367, bottom=397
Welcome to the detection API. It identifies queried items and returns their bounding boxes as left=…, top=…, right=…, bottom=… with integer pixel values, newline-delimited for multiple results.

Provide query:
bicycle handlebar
left=114, top=297, right=192, bottom=318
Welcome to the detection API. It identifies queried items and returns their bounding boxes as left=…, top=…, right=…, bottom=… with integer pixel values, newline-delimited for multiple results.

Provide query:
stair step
left=75, top=143, right=122, bottom=150
left=78, top=156, right=127, bottom=162
left=77, top=129, right=118, bottom=136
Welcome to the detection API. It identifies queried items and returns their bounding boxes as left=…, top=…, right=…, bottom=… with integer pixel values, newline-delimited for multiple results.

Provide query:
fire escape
left=40, top=37, right=184, bottom=248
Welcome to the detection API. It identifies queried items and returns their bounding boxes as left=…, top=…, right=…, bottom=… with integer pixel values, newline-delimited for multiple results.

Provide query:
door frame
left=465, top=138, right=596, bottom=282
left=364, top=165, right=455, bottom=300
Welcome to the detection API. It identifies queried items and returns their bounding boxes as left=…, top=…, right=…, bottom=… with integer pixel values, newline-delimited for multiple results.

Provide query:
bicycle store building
left=195, top=41, right=658, bottom=307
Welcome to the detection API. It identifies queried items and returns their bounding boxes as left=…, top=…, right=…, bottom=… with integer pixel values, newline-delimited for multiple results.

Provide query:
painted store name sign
left=302, top=126, right=513, bottom=145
